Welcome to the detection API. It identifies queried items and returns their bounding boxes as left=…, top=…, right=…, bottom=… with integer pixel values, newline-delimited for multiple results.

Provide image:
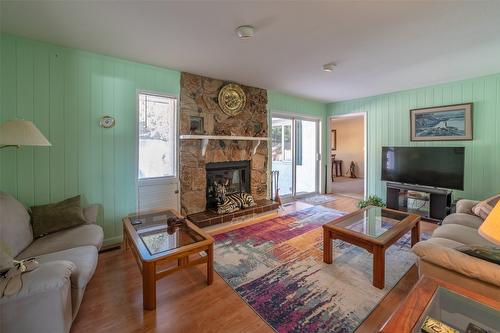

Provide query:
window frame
left=136, top=90, right=179, bottom=186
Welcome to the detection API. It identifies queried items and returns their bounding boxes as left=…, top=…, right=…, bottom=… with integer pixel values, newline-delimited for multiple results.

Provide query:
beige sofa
left=0, top=192, right=103, bottom=333
left=412, top=199, right=500, bottom=299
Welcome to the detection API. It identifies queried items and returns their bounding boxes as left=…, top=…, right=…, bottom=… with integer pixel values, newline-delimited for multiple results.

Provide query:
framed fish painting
left=410, top=103, right=473, bottom=141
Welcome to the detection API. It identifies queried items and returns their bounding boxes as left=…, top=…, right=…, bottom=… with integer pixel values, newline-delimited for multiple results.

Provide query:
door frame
left=327, top=112, right=367, bottom=199
left=135, top=90, right=180, bottom=212
left=271, top=111, right=322, bottom=199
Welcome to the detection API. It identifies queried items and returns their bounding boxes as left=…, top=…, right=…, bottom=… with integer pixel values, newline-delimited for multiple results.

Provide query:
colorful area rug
left=214, top=205, right=428, bottom=333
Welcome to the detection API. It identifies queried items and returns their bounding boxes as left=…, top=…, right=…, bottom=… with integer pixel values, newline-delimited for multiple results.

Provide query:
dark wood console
left=386, top=183, right=452, bottom=223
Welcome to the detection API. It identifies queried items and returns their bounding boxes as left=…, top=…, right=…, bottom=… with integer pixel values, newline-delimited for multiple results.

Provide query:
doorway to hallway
left=329, top=113, right=366, bottom=199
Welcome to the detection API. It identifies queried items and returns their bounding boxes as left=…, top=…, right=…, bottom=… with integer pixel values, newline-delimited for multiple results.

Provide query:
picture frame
left=331, top=129, right=337, bottom=151
left=189, top=116, right=204, bottom=135
left=410, top=103, right=473, bottom=141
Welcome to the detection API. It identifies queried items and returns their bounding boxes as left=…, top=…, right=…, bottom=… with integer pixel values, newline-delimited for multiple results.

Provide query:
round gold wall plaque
left=218, top=83, right=246, bottom=116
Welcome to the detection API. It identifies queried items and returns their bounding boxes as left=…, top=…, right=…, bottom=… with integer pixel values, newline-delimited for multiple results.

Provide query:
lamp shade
left=0, top=119, right=51, bottom=147
left=479, top=201, right=500, bottom=245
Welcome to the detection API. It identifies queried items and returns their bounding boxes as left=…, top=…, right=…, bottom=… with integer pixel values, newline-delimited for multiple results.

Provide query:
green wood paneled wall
left=0, top=34, right=180, bottom=245
left=328, top=73, right=500, bottom=201
left=268, top=90, right=327, bottom=118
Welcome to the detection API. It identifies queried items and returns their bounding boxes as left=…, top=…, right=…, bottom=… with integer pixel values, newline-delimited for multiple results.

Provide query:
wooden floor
left=71, top=196, right=436, bottom=333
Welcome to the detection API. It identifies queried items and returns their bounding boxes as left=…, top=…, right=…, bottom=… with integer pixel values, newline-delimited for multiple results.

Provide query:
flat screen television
left=381, top=146, right=465, bottom=190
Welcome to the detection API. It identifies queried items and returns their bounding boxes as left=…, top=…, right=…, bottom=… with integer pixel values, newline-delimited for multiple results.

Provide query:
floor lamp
left=0, top=119, right=51, bottom=150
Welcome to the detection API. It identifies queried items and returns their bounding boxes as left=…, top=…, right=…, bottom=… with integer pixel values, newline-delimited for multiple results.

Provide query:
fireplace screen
left=206, top=161, right=251, bottom=209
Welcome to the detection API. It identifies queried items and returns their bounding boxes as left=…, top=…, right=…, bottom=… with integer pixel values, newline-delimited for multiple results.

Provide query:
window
left=271, top=125, right=283, bottom=160
left=138, top=92, right=177, bottom=180
left=271, top=121, right=292, bottom=162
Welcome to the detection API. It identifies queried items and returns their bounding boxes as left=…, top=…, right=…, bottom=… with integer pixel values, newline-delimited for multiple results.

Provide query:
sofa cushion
left=83, top=204, right=100, bottom=224
left=421, top=236, right=465, bottom=249
left=432, top=224, right=496, bottom=247
left=455, top=199, right=480, bottom=215
left=442, top=213, right=484, bottom=229
left=15, top=224, right=103, bottom=259
left=30, top=195, right=87, bottom=238
left=472, top=194, right=500, bottom=219
left=0, top=192, right=33, bottom=257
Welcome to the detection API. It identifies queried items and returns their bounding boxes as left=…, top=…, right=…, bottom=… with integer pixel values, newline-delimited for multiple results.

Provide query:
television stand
left=386, top=183, right=452, bottom=223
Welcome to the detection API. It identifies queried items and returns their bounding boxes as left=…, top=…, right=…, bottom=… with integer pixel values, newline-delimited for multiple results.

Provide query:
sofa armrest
left=412, top=241, right=500, bottom=287
left=0, top=261, right=75, bottom=333
left=0, top=260, right=75, bottom=302
left=456, top=199, right=480, bottom=215
left=83, top=204, right=100, bottom=224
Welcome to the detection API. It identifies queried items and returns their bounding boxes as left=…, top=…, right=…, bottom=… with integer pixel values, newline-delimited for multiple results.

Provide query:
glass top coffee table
left=123, top=210, right=214, bottom=310
left=323, top=206, right=421, bottom=289
left=380, top=276, right=500, bottom=332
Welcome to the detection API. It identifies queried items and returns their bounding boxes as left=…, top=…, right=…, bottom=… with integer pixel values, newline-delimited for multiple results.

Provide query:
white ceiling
left=2, top=1, right=500, bottom=102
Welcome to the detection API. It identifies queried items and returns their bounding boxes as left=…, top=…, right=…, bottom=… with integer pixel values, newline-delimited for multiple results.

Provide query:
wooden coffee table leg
left=411, top=221, right=421, bottom=247
left=323, top=229, right=333, bottom=264
left=142, top=261, right=156, bottom=310
left=373, top=246, right=385, bottom=289
left=207, top=243, right=214, bottom=285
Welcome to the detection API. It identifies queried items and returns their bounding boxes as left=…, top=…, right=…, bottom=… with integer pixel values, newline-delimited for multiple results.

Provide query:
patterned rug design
left=214, top=205, right=428, bottom=333
left=299, top=194, right=337, bottom=205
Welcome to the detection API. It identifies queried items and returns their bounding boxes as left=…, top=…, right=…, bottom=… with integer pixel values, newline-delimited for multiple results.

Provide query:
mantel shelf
left=179, top=134, right=269, bottom=156
left=179, top=134, right=269, bottom=141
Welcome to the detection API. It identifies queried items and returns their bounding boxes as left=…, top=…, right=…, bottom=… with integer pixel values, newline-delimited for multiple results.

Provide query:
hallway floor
left=331, top=176, right=364, bottom=199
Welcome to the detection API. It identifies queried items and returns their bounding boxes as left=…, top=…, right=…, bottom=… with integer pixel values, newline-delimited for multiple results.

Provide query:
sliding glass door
left=271, top=115, right=320, bottom=198
left=271, top=117, right=293, bottom=196
left=295, top=119, right=318, bottom=195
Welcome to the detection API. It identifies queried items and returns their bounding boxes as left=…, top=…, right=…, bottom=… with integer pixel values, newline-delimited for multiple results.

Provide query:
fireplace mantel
left=179, top=134, right=270, bottom=156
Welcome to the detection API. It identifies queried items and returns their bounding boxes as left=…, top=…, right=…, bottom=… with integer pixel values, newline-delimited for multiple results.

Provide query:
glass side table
left=413, top=287, right=500, bottom=333
left=122, top=209, right=214, bottom=310
left=380, top=277, right=500, bottom=333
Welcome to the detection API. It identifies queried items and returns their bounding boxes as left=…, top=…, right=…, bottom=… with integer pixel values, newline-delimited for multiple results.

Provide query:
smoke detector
left=322, top=63, right=336, bottom=72
left=236, top=25, right=255, bottom=39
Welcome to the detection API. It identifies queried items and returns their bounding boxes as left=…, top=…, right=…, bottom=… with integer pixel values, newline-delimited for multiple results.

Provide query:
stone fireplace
left=179, top=72, right=272, bottom=223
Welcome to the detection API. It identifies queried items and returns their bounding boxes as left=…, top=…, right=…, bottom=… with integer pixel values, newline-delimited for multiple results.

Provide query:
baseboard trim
left=102, top=235, right=123, bottom=249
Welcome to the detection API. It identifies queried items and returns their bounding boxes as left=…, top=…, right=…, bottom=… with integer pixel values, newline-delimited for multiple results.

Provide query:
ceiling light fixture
left=322, top=63, right=336, bottom=72
left=236, top=25, right=255, bottom=39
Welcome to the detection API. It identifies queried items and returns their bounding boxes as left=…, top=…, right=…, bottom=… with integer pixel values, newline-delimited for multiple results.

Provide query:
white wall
left=331, top=116, right=364, bottom=178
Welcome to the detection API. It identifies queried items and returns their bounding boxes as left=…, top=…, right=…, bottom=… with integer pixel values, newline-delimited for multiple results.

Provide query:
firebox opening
left=206, top=161, right=251, bottom=210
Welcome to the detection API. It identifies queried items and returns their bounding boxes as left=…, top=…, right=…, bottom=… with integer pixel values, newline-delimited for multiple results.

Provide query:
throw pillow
left=456, top=245, right=500, bottom=265
left=30, top=195, right=87, bottom=238
left=472, top=194, right=500, bottom=219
